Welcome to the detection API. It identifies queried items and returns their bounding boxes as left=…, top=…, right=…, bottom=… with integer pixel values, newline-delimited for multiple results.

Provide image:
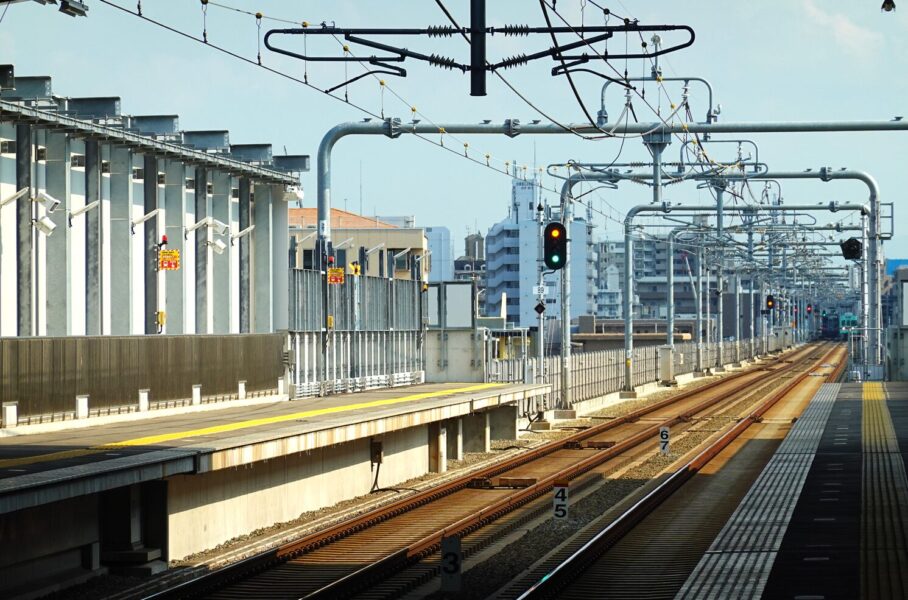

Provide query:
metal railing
left=487, top=336, right=774, bottom=409
left=289, top=269, right=425, bottom=398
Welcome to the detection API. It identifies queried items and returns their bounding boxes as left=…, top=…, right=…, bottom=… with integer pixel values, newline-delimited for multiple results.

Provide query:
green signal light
left=552, top=255, right=560, bottom=263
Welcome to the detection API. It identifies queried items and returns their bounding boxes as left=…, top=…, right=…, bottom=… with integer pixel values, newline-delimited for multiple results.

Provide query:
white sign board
left=902, top=282, right=908, bottom=327
left=553, top=481, right=569, bottom=519
left=659, top=426, right=670, bottom=455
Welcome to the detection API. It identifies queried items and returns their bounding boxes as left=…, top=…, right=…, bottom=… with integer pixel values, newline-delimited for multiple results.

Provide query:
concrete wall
left=166, top=425, right=429, bottom=559
left=0, top=495, right=99, bottom=595
left=425, top=329, right=484, bottom=383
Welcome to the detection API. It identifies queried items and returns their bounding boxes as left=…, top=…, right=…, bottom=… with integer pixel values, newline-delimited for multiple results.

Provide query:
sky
left=2, top=0, right=906, bottom=262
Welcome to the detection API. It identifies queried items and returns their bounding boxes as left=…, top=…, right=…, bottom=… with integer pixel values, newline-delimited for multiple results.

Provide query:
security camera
left=33, top=215, right=56, bottom=236
left=210, top=218, right=229, bottom=236
left=35, top=191, right=61, bottom=214
left=208, top=239, right=227, bottom=255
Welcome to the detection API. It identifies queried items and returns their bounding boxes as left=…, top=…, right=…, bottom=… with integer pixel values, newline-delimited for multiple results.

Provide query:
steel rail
left=146, top=347, right=814, bottom=600
left=516, top=343, right=842, bottom=599
left=296, top=346, right=823, bottom=600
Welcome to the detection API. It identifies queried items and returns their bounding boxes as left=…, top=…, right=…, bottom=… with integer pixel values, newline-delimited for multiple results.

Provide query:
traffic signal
left=840, top=237, right=862, bottom=260
left=822, top=309, right=827, bottom=318
left=766, top=294, right=775, bottom=310
left=806, top=303, right=813, bottom=315
left=543, top=222, right=567, bottom=270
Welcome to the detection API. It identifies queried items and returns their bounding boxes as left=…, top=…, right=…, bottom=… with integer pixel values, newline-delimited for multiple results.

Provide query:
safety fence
left=0, top=334, right=284, bottom=425
left=288, top=269, right=425, bottom=398
left=487, top=335, right=784, bottom=409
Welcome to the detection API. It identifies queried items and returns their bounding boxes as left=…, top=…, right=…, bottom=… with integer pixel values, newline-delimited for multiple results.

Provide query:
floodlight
left=230, top=225, right=255, bottom=245
left=334, top=237, right=354, bottom=250
left=131, top=208, right=161, bottom=233
left=68, top=199, right=99, bottom=226
left=33, top=215, right=56, bottom=236
left=882, top=0, right=896, bottom=11
left=35, top=191, right=60, bottom=213
left=59, top=0, right=88, bottom=17
left=208, top=239, right=227, bottom=255
left=1, top=187, right=29, bottom=207
left=210, top=218, right=229, bottom=236
left=185, top=216, right=210, bottom=237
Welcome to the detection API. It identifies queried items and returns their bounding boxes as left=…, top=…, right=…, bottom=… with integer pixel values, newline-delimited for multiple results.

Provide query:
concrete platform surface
left=0, top=382, right=547, bottom=514
left=677, top=381, right=908, bottom=600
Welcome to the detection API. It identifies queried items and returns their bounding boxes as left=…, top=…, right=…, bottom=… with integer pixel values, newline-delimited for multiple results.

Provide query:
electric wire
left=95, top=0, right=575, bottom=207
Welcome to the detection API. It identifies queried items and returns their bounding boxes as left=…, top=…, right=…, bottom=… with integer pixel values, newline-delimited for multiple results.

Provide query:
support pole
left=16, top=123, right=32, bottom=336
left=560, top=194, right=572, bottom=408
left=714, top=184, right=725, bottom=369
left=470, top=0, right=486, bottom=97
left=238, top=177, right=252, bottom=333
left=85, top=139, right=102, bottom=335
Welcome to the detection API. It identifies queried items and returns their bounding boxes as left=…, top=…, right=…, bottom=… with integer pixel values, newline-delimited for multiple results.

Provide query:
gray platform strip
left=675, top=383, right=841, bottom=600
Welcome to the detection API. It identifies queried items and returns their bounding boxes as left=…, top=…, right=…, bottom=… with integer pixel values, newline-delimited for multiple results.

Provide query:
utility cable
left=95, top=0, right=574, bottom=208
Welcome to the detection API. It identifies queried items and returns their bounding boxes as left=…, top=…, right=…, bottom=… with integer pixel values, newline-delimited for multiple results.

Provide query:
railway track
left=147, top=344, right=835, bottom=600
left=512, top=343, right=846, bottom=600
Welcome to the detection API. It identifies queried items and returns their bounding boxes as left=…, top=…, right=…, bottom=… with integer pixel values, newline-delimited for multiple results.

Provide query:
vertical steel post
left=667, top=232, right=674, bottom=348
left=239, top=177, right=251, bottom=333
left=85, top=139, right=102, bottom=335
left=16, top=123, right=32, bottom=336
left=696, top=240, right=703, bottom=372
left=143, top=154, right=159, bottom=334
left=561, top=194, right=572, bottom=407
left=714, top=184, right=724, bottom=368
left=623, top=217, right=634, bottom=389
left=470, top=0, right=486, bottom=96
left=195, top=167, right=208, bottom=334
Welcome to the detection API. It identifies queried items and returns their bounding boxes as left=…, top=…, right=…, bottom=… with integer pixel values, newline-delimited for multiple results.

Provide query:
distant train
left=839, top=312, right=859, bottom=339
left=821, top=311, right=858, bottom=340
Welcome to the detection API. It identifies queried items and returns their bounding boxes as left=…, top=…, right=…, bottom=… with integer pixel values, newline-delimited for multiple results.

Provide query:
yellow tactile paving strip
left=0, top=383, right=502, bottom=471
left=861, top=382, right=908, bottom=599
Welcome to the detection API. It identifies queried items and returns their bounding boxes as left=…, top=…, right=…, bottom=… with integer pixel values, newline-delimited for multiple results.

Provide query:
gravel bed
left=37, top=374, right=750, bottom=600
left=423, top=419, right=729, bottom=600
left=38, top=435, right=557, bottom=600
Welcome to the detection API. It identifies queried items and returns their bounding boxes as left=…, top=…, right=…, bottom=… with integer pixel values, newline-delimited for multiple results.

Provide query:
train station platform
left=0, top=381, right=547, bottom=514
left=0, top=381, right=547, bottom=590
left=678, top=382, right=908, bottom=599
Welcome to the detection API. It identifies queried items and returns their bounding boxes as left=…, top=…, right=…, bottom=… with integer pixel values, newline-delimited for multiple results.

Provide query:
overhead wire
left=95, top=0, right=573, bottom=206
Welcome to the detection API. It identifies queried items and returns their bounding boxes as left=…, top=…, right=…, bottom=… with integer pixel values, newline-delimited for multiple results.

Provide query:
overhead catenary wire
left=95, top=0, right=576, bottom=207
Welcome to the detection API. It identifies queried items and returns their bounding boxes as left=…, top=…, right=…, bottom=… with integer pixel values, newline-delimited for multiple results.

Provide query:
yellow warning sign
left=158, top=249, right=180, bottom=271
left=327, top=267, right=345, bottom=284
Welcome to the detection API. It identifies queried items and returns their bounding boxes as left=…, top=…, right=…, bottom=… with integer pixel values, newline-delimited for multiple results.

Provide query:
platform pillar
left=463, top=412, right=490, bottom=453
left=489, top=405, right=518, bottom=441
left=428, top=422, right=448, bottom=473
left=446, top=418, right=463, bottom=461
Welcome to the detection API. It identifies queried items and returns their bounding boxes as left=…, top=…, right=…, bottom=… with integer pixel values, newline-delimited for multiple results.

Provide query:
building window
left=303, top=249, right=313, bottom=270
left=71, top=154, right=86, bottom=168
left=132, top=167, right=144, bottom=180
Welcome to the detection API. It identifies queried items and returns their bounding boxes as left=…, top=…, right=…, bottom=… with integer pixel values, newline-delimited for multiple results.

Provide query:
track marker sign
left=440, top=536, right=462, bottom=592
left=553, top=479, right=569, bottom=519
left=659, top=426, right=670, bottom=455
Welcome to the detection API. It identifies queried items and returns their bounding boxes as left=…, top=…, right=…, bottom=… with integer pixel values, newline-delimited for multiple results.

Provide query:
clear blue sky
left=2, top=1, right=906, bottom=259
